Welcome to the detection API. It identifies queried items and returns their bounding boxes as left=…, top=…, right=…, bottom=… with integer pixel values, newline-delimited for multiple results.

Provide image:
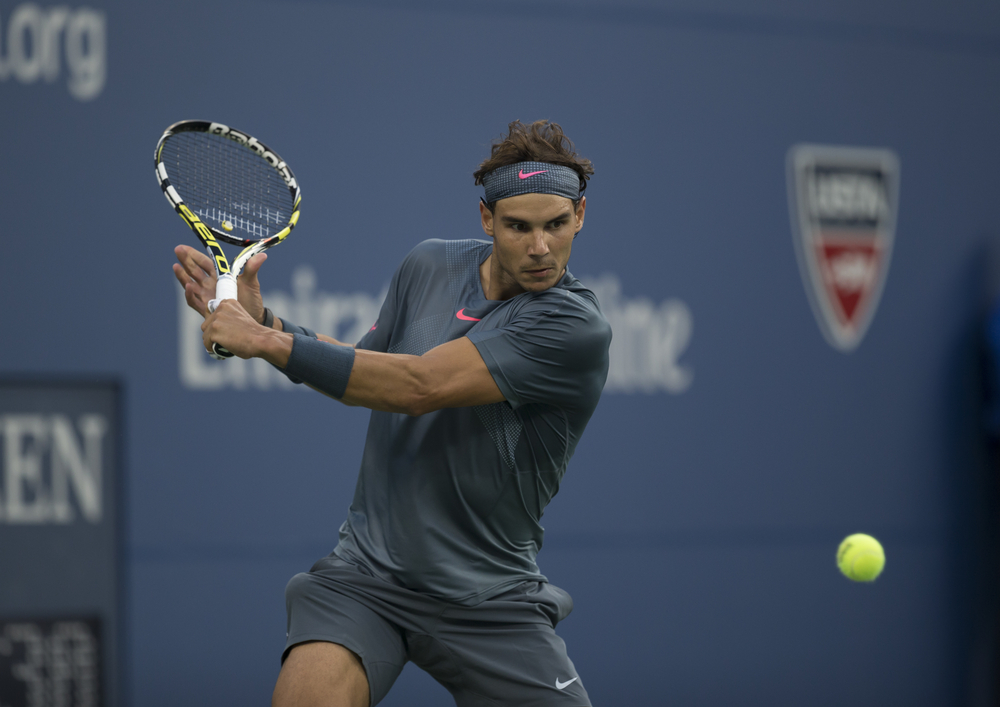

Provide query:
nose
left=526, top=228, right=550, bottom=256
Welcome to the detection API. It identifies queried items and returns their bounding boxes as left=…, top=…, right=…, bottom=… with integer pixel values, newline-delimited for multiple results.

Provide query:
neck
left=479, top=254, right=521, bottom=301
left=479, top=254, right=565, bottom=301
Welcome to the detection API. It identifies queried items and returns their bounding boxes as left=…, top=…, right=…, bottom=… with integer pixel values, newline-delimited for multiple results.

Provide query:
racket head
left=155, top=120, right=301, bottom=248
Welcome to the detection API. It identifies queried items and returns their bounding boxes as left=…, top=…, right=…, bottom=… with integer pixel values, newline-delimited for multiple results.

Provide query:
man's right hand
left=172, top=245, right=269, bottom=323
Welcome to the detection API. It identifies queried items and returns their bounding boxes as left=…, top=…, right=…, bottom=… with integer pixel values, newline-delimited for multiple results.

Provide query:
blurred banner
left=0, top=382, right=122, bottom=707
left=176, top=268, right=695, bottom=394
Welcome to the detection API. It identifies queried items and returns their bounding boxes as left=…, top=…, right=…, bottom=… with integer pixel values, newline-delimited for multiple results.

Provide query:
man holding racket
left=173, top=120, right=610, bottom=707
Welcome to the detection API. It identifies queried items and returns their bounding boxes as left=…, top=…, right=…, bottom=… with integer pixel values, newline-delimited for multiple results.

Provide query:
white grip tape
left=207, top=273, right=238, bottom=314
left=207, top=273, right=238, bottom=359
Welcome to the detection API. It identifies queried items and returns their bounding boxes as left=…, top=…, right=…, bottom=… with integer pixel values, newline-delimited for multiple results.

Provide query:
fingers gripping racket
left=155, top=120, right=301, bottom=359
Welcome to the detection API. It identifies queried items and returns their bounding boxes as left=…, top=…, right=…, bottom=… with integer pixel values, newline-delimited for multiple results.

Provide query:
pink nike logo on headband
left=456, top=309, right=481, bottom=321
left=518, top=170, right=548, bottom=179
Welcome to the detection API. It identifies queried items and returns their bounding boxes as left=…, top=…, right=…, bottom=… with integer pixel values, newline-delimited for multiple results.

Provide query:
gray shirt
left=333, top=239, right=611, bottom=605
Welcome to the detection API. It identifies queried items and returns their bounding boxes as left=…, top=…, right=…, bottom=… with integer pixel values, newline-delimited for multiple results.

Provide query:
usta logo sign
left=788, top=144, right=899, bottom=352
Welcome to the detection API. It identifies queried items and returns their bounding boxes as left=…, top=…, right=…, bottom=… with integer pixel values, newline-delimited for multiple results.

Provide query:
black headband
left=482, top=161, right=582, bottom=204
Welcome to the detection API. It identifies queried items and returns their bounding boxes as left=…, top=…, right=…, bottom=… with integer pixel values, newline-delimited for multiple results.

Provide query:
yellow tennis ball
left=837, top=533, right=885, bottom=582
left=222, top=220, right=234, bottom=231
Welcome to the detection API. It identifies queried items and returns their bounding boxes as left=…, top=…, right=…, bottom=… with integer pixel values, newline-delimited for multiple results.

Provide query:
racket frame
left=155, top=120, right=302, bottom=358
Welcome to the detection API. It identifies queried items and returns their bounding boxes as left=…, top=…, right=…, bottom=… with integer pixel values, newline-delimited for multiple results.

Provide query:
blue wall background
left=2, top=0, right=999, bottom=704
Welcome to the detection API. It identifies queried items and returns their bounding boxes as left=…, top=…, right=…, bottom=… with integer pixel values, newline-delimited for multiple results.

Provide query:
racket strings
left=162, top=131, right=294, bottom=242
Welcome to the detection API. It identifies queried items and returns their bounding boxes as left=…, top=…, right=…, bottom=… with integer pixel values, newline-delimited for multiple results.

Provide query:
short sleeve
left=355, top=261, right=403, bottom=352
left=355, top=293, right=395, bottom=352
left=468, top=293, right=611, bottom=410
left=355, top=239, right=447, bottom=352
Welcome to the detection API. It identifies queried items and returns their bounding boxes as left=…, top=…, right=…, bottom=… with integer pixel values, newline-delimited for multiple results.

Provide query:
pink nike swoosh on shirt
left=456, top=309, right=481, bottom=321
left=518, top=170, right=548, bottom=179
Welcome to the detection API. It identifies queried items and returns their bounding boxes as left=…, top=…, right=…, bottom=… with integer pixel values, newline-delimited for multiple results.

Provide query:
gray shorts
left=284, top=555, right=592, bottom=707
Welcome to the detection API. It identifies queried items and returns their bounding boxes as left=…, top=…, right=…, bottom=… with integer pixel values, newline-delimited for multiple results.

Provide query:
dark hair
left=474, top=120, right=594, bottom=211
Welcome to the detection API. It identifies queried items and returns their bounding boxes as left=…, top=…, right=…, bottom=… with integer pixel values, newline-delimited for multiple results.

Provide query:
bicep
left=414, top=336, right=505, bottom=412
left=340, top=335, right=504, bottom=416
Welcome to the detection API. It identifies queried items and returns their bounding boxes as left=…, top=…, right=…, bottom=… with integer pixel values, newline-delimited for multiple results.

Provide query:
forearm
left=339, top=343, right=502, bottom=413
left=259, top=331, right=501, bottom=414
left=257, top=331, right=422, bottom=413
left=341, top=350, right=431, bottom=414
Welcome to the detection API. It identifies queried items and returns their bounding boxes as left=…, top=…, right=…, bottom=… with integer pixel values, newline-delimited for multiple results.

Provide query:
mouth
left=524, top=266, right=556, bottom=279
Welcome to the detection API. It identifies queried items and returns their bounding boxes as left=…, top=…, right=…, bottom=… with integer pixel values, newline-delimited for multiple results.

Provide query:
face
left=480, top=193, right=586, bottom=298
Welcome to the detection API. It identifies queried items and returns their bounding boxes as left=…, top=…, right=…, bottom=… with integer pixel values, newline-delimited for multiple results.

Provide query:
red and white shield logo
left=787, top=145, right=899, bottom=352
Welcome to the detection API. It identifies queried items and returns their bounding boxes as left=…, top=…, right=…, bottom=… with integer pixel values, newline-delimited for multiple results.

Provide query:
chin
left=520, top=275, right=558, bottom=292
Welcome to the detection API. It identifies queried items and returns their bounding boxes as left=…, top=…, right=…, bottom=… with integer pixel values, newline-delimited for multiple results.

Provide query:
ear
left=479, top=199, right=495, bottom=238
left=573, top=196, right=586, bottom=235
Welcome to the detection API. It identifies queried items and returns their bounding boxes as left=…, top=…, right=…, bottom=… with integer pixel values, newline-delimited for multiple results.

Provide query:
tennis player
left=173, top=120, right=611, bottom=707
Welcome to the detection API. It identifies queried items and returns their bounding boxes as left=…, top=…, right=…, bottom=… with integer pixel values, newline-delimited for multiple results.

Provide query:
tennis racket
left=155, top=120, right=301, bottom=359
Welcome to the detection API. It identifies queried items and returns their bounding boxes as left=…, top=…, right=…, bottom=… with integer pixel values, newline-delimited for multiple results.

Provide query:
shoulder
left=391, top=240, right=448, bottom=287
left=401, top=238, right=448, bottom=268
left=512, top=277, right=612, bottom=361
left=399, top=238, right=488, bottom=274
left=525, top=275, right=609, bottom=329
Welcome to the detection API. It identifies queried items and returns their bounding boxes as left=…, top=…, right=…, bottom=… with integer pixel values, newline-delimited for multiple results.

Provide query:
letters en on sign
left=0, top=381, right=122, bottom=707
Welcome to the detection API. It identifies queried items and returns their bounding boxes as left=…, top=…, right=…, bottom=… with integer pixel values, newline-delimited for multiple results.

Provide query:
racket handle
left=206, top=273, right=238, bottom=360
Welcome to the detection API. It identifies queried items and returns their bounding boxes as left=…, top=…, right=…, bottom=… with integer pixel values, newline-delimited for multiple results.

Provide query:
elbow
left=403, top=390, right=435, bottom=417
left=404, top=398, right=432, bottom=417
left=400, top=360, right=437, bottom=416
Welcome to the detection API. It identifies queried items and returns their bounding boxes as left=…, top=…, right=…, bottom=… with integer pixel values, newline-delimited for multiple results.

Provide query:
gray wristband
left=283, top=334, right=356, bottom=399
left=260, top=307, right=274, bottom=328
left=278, top=317, right=318, bottom=338
left=273, top=318, right=318, bottom=383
